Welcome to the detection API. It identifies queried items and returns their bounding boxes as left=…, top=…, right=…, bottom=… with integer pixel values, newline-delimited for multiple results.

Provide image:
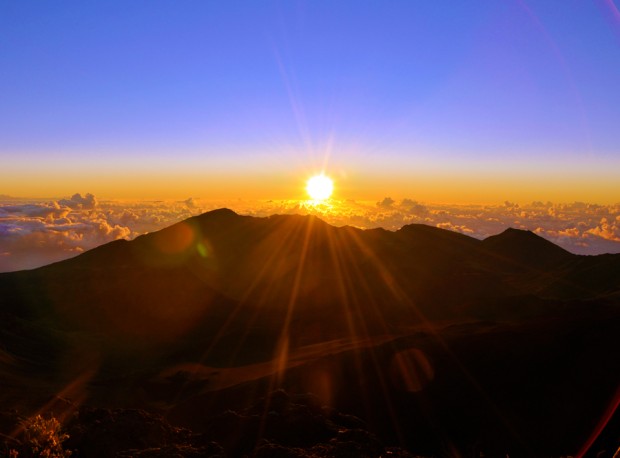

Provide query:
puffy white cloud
left=0, top=194, right=135, bottom=272
left=0, top=224, right=86, bottom=272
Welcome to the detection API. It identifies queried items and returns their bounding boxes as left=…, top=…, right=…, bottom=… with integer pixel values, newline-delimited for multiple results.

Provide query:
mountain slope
left=0, top=209, right=619, bottom=456
left=2, top=209, right=618, bottom=352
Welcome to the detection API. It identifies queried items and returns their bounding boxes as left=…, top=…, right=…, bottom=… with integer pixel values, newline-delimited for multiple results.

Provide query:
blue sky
left=1, top=1, right=619, bottom=201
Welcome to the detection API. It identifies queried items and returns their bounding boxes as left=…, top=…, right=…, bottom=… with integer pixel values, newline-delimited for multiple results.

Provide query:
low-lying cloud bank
left=1, top=194, right=619, bottom=272
left=0, top=194, right=199, bottom=272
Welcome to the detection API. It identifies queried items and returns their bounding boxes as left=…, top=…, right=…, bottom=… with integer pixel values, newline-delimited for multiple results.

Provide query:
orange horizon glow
left=2, top=154, right=620, bottom=205
left=2, top=173, right=619, bottom=206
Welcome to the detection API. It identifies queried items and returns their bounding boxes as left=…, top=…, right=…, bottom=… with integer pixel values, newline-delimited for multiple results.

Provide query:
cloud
left=0, top=191, right=216, bottom=271
left=0, top=194, right=136, bottom=272
left=436, top=222, right=474, bottom=234
left=58, top=193, right=98, bottom=210
left=0, top=223, right=86, bottom=272
left=585, top=217, right=620, bottom=242
left=377, top=197, right=395, bottom=208
left=400, top=199, right=428, bottom=216
left=0, top=202, right=70, bottom=219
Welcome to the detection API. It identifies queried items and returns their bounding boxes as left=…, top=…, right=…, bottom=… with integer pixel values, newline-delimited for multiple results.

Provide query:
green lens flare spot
left=197, top=243, right=208, bottom=258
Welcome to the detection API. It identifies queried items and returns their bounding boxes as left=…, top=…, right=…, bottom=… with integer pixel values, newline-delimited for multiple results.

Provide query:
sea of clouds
left=1, top=193, right=619, bottom=272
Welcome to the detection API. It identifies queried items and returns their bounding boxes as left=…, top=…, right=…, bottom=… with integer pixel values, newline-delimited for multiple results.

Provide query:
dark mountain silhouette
left=1, top=209, right=619, bottom=457
left=482, top=227, right=573, bottom=268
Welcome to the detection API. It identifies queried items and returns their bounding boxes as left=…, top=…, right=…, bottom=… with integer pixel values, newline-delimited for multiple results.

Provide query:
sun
left=306, top=174, right=334, bottom=201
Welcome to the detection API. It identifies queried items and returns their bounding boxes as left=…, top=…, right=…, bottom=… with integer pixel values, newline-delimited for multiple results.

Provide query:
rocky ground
left=1, top=390, right=424, bottom=458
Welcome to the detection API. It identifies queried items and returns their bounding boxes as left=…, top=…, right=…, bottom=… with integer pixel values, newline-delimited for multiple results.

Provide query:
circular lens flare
left=306, top=174, right=334, bottom=201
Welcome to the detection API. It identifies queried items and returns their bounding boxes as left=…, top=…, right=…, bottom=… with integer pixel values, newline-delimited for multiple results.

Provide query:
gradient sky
left=1, top=1, right=619, bottom=203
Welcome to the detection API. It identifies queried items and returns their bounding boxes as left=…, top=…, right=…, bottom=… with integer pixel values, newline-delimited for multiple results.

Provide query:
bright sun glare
left=306, top=174, right=334, bottom=201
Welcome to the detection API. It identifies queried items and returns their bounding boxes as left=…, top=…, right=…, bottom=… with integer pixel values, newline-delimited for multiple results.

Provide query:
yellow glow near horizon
left=306, top=174, right=334, bottom=201
left=3, top=158, right=620, bottom=204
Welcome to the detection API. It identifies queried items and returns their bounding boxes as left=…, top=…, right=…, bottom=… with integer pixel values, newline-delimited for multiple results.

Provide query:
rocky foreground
left=1, top=390, right=426, bottom=458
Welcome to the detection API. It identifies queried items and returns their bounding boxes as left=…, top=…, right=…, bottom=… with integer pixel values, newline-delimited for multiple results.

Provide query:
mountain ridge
left=3, top=208, right=618, bottom=320
left=6, top=208, right=594, bottom=275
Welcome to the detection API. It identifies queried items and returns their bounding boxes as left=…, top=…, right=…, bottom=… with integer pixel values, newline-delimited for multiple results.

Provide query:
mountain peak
left=501, top=227, right=536, bottom=236
left=194, top=208, right=239, bottom=219
left=482, top=227, right=573, bottom=267
left=490, top=227, right=557, bottom=244
left=187, top=207, right=244, bottom=228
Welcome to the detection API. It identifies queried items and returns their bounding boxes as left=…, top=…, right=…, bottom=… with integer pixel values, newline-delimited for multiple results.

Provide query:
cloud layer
left=0, top=194, right=199, bottom=272
left=1, top=194, right=619, bottom=272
